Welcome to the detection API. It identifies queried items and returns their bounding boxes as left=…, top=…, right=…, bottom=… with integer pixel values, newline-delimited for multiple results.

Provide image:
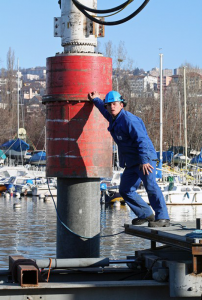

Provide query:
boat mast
left=178, top=91, right=182, bottom=147
left=159, top=53, right=163, bottom=178
left=183, top=67, right=187, bottom=169
left=45, top=126, right=46, bottom=153
left=17, top=58, right=20, bottom=139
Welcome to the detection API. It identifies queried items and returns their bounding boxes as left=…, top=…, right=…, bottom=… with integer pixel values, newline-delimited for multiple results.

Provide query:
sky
left=0, top=0, right=201, bottom=72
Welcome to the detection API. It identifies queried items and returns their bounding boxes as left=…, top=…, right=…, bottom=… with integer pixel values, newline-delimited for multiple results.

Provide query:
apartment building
left=129, top=75, right=157, bottom=97
left=20, top=67, right=46, bottom=79
left=22, top=80, right=46, bottom=103
left=174, top=68, right=202, bottom=76
left=157, top=76, right=172, bottom=90
left=163, top=69, right=173, bottom=76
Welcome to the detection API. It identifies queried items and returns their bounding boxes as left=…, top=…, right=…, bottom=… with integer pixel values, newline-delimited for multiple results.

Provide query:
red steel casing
left=44, top=54, right=113, bottom=178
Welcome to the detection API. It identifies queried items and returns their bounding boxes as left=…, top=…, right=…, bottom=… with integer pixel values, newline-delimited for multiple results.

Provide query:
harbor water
left=0, top=195, right=202, bottom=269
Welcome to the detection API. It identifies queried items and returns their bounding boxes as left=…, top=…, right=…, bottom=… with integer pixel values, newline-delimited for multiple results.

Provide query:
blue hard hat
left=104, top=91, right=123, bottom=104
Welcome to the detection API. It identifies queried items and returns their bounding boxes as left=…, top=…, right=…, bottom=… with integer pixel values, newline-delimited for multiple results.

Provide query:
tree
left=25, top=110, right=46, bottom=150
left=171, top=65, right=202, bottom=151
left=6, top=47, right=16, bottom=111
left=103, top=40, right=114, bottom=58
left=0, top=48, right=18, bottom=142
left=0, top=48, right=46, bottom=149
left=115, top=41, right=127, bottom=69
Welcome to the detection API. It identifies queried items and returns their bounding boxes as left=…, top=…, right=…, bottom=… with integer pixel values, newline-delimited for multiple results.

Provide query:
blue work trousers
left=119, top=161, right=169, bottom=220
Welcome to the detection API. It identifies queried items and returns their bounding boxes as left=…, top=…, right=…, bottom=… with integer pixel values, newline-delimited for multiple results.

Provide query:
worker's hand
left=139, top=163, right=154, bottom=175
left=88, top=91, right=100, bottom=101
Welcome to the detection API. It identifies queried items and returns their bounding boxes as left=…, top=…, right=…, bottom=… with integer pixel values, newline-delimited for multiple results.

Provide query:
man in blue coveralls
left=88, top=90, right=170, bottom=227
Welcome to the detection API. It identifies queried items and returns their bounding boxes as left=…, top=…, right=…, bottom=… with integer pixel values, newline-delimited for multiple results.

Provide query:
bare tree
left=0, top=48, right=46, bottom=150
left=103, top=40, right=115, bottom=59
left=0, top=48, right=18, bottom=142
left=25, top=110, right=46, bottom=150
left=173, top=65, right=202, bottom=151
left=125, top=57, right=134, bottom=72
left=6, top=47, right=16, bottom=111
left=0, top=108, right=12, bottom=144
left=115, top=41, right=127, bottom=68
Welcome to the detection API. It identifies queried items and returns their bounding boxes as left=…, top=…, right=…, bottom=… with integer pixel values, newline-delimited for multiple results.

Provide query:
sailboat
left=133, top=59, right=202, bottom=206
left=29, top=151, right=46, bottom=165
left=0, top=138, right=29, bottom=158
left=190, top=149, right=202, bottom=167
left=173, top=153, right=191, bottom=165
left=0, top=60, right=29, bottom=162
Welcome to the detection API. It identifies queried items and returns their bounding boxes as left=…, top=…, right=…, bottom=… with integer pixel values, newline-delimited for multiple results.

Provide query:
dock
left=124, top=219, right=202, bottom=298
left=0, top=220, right=202, bottom=299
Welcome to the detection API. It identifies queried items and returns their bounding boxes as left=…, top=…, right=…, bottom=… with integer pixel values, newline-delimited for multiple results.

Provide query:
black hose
left=72, top=0, right=150, bottom=26
left=71, top=0, right=133, bottom=14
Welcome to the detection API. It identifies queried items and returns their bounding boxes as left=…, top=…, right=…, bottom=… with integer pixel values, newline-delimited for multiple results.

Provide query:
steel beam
left=124, top=224, right=194, bottom=252
left=17, top=265, right=38, bottom=287
left=9, top=256, right=38, bottom=287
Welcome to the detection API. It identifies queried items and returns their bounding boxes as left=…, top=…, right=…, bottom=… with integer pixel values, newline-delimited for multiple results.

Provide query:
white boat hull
left=32, top=186, right=57, bottom=197
left=163, top=190, right=202, bottom=205
left=30, top=160, right=46, bottom=166
left=139, top=187, right=202, bottom=205
left=6, top=149, right=27, bottom=157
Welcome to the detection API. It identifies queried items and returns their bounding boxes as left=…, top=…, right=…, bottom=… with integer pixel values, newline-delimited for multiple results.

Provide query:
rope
left=47, top=179, right=125, bottom=239
left=170, top=222, right=187, bottom=229
left=35, top=126, right=45, bottom=150
left=46, top=258, right=52, bottom=282
left=26, top=133, right=37, bottom=151
left=1, top=139, right=18, bottom=155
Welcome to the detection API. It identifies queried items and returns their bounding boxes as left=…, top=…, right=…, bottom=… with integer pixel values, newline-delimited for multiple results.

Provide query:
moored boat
left=29, top=151, right=46, bottom=166
left=139, top=182, right=202, bottom=205
left=31, top=179, right=57, bottom=197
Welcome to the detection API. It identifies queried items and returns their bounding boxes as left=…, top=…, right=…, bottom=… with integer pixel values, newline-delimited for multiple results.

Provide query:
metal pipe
left=35, top=258, right=136, bottom=269
left=55, top=0, right=97, bottom=53
left=109, top=259, right=136, bottom=264
left=57, top=178, right=100, bottom=258
left=45, top=1, right=112, bottom=260
left=36, top=258, right=109, bottom=269
left=45, top=55, right=112, bottom=259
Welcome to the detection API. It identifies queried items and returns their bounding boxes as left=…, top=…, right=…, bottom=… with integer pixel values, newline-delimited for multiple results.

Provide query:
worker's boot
left=132, top=214, right=155, bottom=225
left=148, top=219, right=170, bottom=227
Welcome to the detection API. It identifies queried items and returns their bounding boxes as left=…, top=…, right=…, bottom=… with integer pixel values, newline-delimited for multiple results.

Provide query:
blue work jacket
left=93, top=97, right=157, bottom=168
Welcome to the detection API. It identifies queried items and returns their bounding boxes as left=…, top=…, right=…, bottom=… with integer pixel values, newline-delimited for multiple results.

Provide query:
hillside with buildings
left=0, top=64, right=202, bottom=151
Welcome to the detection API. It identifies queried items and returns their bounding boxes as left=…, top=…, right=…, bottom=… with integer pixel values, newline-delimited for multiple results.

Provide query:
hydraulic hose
left=72, top=0, right=150, bottom=26
left=71, top=0, right=134, bottom=14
